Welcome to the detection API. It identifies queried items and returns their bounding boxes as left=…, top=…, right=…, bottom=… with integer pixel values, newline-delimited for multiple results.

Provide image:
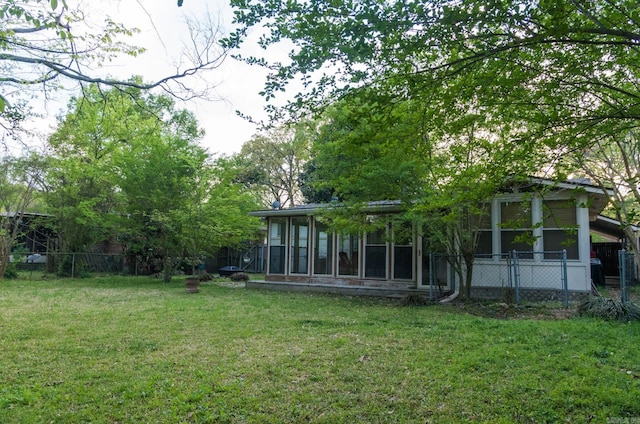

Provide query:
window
left=290, top=217, right=309, bottom=274
left=269, top=218, right=286, bottom=274
left=474, top=209, right=493, bottom=256
left=365, top=226, right=387, bottom=278
left=393, top=222, right=413, bottom=280
left=313, top=221, right=333, bottom=275
left=338, top=233, right=359, bottom=276
left=543, top=200, right=578, bottom=259
left=500, top=201, right=534, bottom=258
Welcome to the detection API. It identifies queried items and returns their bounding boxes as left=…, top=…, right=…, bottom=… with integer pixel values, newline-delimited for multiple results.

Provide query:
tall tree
left=234, top=123, right=311, bottom=207
left=572, top=129, right=640, bottom=265
left=47, top=83, right=262, bottom=280
left=45, top=81, right=158, bottom=255
left=305, top=94, right=544, bottom=299
left=227, top=0, right=639, bottom=155
left=227, top=0, right=638, bottom=298
left=0, top=0, right=226, bottom=106
left=0, top=153, right=46, bottom=278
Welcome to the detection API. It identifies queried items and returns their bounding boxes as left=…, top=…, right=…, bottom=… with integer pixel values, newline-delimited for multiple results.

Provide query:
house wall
left=470, top=192, right=592, bottom=293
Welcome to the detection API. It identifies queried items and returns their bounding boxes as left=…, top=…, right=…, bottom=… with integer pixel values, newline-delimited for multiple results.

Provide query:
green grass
left=1, top=276, right=639, bottom=423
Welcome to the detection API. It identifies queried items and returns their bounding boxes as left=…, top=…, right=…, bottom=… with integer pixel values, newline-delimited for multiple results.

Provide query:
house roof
left=249, top=200, right=403, bottom=217
left=0, top=212, right=52, bottom=218
left=591, top=215, right=640, bottom=241
left=249, top=178, right=612, bottom=218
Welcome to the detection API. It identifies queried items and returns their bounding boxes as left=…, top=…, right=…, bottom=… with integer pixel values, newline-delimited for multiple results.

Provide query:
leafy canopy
left=46, top=82, right=262, bottom=279
left=228, top=0, right=640, bottom=148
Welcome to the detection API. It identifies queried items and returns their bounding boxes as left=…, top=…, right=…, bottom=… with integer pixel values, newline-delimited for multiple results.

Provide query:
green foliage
left=46, top=84, right=263, bottom=282
left=229, top=0, right=639, bottom=151
left=229, top=272, right=250, bottom=281
left=2, top=260, right=18, bottom=279
left=301, top=93, right=543, bottom=298
left=232, top=122, right=312, bottom=207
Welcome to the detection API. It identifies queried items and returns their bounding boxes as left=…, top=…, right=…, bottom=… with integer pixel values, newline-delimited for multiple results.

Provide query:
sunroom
left=247, top=179, right=611, bottom=299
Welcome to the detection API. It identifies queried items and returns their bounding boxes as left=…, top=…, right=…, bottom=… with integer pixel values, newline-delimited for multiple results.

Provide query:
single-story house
left=247, top=178, right=612, bottom=300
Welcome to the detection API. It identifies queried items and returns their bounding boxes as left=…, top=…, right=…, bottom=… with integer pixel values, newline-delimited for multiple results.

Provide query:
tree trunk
left=162, top=255, right=174, bottom=283
left=462, top=252, right=474, bottom=300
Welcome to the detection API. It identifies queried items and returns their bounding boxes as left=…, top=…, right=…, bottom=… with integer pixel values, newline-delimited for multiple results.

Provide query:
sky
left=27, top=0, right=282, bottom=157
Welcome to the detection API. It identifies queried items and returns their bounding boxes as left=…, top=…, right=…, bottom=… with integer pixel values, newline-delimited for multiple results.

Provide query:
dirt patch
left=450, top=301, right=575, bottom=320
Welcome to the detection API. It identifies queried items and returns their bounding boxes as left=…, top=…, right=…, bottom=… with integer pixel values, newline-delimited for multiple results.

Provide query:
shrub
left=230, top=272, right=249, bottom=282
left=399, top=293, right=430, bottom=306
left=3, top=261, right=18, bottom=279
left=577, top=296, right=640, bottom=322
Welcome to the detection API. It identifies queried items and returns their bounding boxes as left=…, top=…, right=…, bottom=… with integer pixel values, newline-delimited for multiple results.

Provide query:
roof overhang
left=527, top=177, right=612, bottom=220
left=249, top=200, right=403, bottom=218
left=250, top=178, right=613, bottom=219
left=591, top=215, right=640, bottom=241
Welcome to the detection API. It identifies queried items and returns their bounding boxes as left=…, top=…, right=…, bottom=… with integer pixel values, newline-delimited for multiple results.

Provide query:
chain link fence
left=618, top=249, right=638, bottom=303
left=427, top=250, right=572, bottom=307
left=16, top=248, right=267, bottom=278
left=17, top=252, right=127, bottom=276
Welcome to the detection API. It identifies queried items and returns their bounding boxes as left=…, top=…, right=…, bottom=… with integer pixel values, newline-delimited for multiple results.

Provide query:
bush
left=399, top=293, right=430, bottom=306
left=229, top=272, right=249, bottom=282
left=577, top=296, right=640, bottom=322
left=3, top=261, right=18, bottom=279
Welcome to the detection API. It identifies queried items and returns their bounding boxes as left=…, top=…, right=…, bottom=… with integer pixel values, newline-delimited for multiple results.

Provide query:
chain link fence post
left=429, top=252, right=435, bottom=301
left=562, top=249, right=568, bottom=308
left=512, top=250, right=520, bottom=305
left=619, top=249, right=628, bottom=303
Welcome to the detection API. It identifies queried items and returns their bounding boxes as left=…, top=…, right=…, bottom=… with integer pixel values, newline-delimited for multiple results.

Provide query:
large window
left=474, top=209, right=493, bottom=256
left=543, top=200, right=578, bottom=259
left=338, top=233, right=359, bottom=276
left=313, top=221, right=333, bottom=275
left=365, top=226, right=387, bottom=278
left=500, top=201, right=534, bottom=258
left=290, top=217, right=309, bottom=274
left=269, top=218, right=286, bottom=274
left=393, top=222, right=413, bottom=280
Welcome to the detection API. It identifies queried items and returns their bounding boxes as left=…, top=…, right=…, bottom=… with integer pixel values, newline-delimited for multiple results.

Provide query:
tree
left=46, top=83, right=262, bottom=280
left=303, top=93, right=546, bottom=299
left=0, top=153, right=46, bottom=278
left=45, top=81, right=157, bottom=256
left=572, top=129, right=640, bottom=266
left=0, top=0, right=226, bottom=114
left=227, top=0, right=639, bottom=153
left=233, top=123, right=311, bottom=207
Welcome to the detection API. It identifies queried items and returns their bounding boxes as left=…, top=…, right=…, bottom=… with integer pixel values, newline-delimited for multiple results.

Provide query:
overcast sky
left=28, top=0, right=281, bottom=156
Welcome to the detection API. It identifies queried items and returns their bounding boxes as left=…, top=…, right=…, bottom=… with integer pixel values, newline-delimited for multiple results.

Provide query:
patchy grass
left=1, top=276, right=639, bottom=423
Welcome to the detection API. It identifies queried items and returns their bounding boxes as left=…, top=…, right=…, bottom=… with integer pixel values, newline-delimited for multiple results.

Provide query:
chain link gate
left=618, top=249, right=637, bottom=303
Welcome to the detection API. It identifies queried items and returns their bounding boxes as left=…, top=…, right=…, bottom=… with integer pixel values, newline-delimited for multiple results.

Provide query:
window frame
left=313, top=220, right=334, bottom=275
left=364, top=225, right=388, bottom=279
left=268, top=217, right=287, bottom=275
left=289, top=216, right=310, bottom=275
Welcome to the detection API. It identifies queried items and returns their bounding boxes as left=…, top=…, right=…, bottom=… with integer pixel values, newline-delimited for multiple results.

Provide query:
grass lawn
left=1, top=276, right=639, bottom=423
